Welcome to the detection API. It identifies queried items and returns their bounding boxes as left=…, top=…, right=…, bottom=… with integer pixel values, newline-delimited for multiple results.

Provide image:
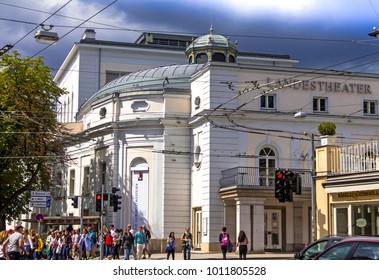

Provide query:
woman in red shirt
left=104, top=231, right=113, bottom=258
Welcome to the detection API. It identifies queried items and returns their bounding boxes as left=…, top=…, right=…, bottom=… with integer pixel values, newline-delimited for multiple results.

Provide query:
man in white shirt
left=3, top=225, right=29, bottom=260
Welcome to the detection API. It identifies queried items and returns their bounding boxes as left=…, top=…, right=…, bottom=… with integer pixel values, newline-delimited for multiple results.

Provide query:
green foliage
left=317, top=122, right=336, bottom=136
left=0, top=51, right=68, bottom=228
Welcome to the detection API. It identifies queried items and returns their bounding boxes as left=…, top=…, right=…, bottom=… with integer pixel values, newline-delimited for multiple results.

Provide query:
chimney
left=82, top=29, right=96, bottom=41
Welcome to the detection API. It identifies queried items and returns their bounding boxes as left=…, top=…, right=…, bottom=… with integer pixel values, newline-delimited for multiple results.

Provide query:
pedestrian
left=34, top=233, right=44, bottom=260
left=0, top=230, right=9, bottom=260
left=112, top=229, right=122, bottom=260
left=22, top=228, right=33, bottom=260
left=104, top=231, right=113, bottom=258
left=181, top=226, right=192, bottom=260
left=219, top=226, right=230, bottom=260
left=122, top=227, right=134, bottom=260
left=88, top=226, right=97, bottom=259
left=166, top=232, right=176, bottom=260
left=30, top=228, right=38, bottom=259
left=237, top=230, right=249, bottom=260
left=71, top=228, right=79, bottom=259
left=134, top=226, right=146, bottom=260
left=3, top=225, right=29, bottom=260
left=142, top=224, right=152, bottom=259
left=126, top=224, right=136, bottom=259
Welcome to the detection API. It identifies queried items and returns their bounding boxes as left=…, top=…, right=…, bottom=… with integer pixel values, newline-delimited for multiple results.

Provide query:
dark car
left=294, top=236, right=347, bottom=260
left=314, top=237, right=379, bottom=260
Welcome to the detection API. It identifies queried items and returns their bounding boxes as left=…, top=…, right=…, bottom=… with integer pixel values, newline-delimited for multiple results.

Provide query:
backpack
left=221, top=232, right=229, bottom=247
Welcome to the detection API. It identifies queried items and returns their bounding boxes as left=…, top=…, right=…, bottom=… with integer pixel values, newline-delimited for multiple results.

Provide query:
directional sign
left=30, top=196, right=48, bottom=202
left=29, top=197, right=51, bottom=208
left=31, top=191, right=50, bottom=197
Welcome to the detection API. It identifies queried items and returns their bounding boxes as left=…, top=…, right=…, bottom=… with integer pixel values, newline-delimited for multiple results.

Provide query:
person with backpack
left=219, top=226, right=230, bottom=260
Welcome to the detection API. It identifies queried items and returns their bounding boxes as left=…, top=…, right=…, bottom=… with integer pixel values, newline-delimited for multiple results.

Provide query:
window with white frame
left=313, top=97, right=328, bottom=113
left=260, top=94, right=276, bottom=110
left=83, top=166, right=90, bottom=194
left=69, top=169, right=75, bottom=196
left=363, top=100, right=377, bottom=115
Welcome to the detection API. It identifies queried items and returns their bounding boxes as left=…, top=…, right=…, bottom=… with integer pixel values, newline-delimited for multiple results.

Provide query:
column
left=252, top=200, right=265, bottom=252
left=236, top=200, right=251, bottom=250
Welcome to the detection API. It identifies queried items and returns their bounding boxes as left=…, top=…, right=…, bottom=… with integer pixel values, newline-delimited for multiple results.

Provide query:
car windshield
left=304, top=240, right=328, bottom=259
left=318, top=242, right=354, bottom=260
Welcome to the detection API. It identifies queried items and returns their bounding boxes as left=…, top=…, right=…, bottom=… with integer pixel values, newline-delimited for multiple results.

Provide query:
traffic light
left=275, top=169, right=286, bottom=202
left=112, top=187, right=120, bottom=194
left=111, top=194, right=122, bottom=212
left=70, top=196, right=78, bottom=208
left=103, top=194, right=109, bottom=201
left=95, top=193, right=102, bottom=212
left=288, top=172, right=302, bottom=195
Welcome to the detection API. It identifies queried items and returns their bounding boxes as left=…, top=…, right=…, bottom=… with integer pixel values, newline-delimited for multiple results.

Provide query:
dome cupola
left=185, top=26, right=238, bottom=64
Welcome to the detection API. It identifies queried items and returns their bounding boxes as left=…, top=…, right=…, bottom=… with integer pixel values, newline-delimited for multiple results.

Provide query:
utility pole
left=99, top=184, right=105, bottom=260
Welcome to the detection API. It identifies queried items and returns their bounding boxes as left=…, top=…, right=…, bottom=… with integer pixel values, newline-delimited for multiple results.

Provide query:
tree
left=0, top=51, right=68, bottom=230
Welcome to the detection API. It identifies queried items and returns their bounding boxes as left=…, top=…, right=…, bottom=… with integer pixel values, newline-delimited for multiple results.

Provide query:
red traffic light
left=96, top=194, right=102, bottom=200
left=276, top=171, right=284, bottom=179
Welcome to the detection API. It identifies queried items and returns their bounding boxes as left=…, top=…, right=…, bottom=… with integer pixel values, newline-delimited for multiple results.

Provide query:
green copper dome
left=185, top=26, right=238, bottom=64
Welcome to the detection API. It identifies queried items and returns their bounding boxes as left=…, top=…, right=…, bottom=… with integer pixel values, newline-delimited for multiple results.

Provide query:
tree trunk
left=0, top=214, right=6, bottom=231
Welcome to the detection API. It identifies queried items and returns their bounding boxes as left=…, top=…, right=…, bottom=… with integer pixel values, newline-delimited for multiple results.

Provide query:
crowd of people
left=1, top=224, right=248, bottom=260
left=0, top=223, right=152, bottom=260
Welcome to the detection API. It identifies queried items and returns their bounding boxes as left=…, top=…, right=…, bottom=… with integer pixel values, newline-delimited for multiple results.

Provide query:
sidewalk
left=109, top=251, right=294, bottom=260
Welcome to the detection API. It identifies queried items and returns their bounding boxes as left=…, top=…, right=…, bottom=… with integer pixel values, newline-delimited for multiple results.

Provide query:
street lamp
left=34, top=25, right=59, bottom=45
left=368, top=27, right=379, bottom=38
left=294, top=111, right=317, bottom=241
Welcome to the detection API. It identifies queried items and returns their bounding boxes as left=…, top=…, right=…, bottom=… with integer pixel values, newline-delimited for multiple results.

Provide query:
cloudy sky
left=2, top=0, right=379, bottom=75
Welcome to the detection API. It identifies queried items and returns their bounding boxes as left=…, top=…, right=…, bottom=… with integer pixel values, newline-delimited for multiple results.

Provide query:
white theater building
left=42, top=27, right=379, bottom=253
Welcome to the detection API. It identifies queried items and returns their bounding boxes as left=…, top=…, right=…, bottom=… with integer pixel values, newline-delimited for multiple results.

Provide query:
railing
left=330, top=141, right=379, bottom=174
left=219, top=167, right=313, bottom=188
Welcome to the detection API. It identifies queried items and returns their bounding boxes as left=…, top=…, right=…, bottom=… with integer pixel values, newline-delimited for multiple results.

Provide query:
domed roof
left=186, top=26, right=237, bottom=51
left=82, top=63, right=204, bottom=108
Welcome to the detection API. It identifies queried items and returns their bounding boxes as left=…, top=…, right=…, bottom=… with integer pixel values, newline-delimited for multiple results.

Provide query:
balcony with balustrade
left=219, top=166, right=313, bottom=200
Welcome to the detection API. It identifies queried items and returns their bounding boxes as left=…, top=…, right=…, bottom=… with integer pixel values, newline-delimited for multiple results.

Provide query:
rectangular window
left=105, top=71, right=130, bottom=84
left=313, top=97, right=328, bottom=112
left=260, top=94, right=275, bottom=109
left=101, top=162, right=106, bottom=189
left=83, top=166, right=90, bottom=194
left=69, top=169, right=75, bottom=196
left=363, top=100, right=377, bottom=115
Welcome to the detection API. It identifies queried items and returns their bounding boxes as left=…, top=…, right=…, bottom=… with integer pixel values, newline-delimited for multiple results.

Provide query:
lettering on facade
left=337, top=190, right=379, bottom=198
left=267, top=78, right=372, bottom=94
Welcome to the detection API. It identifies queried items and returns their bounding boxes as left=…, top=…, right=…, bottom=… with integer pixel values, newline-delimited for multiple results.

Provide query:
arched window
left=196, top=53, right=208, bottom=63
left=259, top=147, right=276, bottom=186
left=229, top=55, right=235, bottom=63
left=212, top=53, right=225, bottom=62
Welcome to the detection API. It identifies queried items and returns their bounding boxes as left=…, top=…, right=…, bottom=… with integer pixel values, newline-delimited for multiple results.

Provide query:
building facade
left=24, top=27, right=379, bottom=253
left=315, top=140, right=379, bottom=238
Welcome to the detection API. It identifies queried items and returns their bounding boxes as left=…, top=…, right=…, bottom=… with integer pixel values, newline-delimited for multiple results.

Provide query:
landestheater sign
left=267, top=78, right=372, bottom=94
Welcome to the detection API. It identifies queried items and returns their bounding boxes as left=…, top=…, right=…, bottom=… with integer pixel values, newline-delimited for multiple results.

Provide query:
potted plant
left=317, top=122, right=336, bottom=145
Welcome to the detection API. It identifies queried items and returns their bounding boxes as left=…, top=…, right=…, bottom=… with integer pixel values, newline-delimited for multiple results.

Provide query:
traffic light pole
left=99, top=184, right=104, bottom=260
left=309, top=132, right=316, bottom=241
